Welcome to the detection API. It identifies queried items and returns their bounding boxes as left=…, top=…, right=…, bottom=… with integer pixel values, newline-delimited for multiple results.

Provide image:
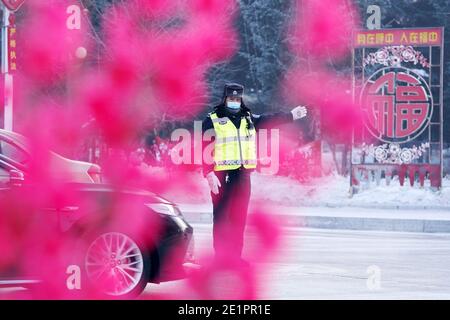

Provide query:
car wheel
left=84, top=232, right=150, bottom=298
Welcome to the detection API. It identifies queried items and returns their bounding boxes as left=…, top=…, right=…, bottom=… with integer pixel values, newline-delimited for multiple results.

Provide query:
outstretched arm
left=251, top=106, right=308, bottom=129
left=251, top=112, right=293, bottom=129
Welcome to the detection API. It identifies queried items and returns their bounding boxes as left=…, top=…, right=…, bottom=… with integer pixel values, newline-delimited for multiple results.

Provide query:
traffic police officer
left=202, top=83, right=307, bottom=263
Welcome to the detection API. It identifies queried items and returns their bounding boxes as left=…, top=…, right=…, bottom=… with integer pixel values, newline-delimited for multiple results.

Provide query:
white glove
left=206, top=171, right=221, bottom=195
left=291, top=105, right=308, bottom=120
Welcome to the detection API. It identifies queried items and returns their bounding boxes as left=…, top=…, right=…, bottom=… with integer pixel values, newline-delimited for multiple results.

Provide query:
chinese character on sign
left=8, top=25, right=17, bottom=72
left=361, top=67, right=432, bottom=143
left=355, top=29, right=442, bottom=47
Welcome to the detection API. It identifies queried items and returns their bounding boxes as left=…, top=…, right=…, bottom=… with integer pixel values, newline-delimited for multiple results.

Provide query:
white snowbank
left=252, top=173, right=450, bottom=209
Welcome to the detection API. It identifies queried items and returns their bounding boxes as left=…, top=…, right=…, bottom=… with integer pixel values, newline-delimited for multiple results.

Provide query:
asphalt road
left=2, top=224, right=450, bottom=299
left=143, top=224, right=450, bottom=299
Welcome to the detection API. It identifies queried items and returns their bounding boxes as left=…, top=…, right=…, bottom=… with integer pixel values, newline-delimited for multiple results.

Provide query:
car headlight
left=146, top=203, right=181, bottom=217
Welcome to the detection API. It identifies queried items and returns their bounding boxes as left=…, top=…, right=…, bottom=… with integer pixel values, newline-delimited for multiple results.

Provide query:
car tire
left=82, top=231, right=151, bottom=298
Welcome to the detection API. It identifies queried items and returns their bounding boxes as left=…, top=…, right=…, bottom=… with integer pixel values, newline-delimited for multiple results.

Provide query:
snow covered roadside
left=138, top=167, right=450, bottom=232
left=155, top=167, right=450, bottom=210
left=252, top=173, right=450, bottom=210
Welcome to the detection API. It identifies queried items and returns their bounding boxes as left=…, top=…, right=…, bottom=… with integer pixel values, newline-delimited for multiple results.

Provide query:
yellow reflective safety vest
left=210, top=112, right=257, bottom=171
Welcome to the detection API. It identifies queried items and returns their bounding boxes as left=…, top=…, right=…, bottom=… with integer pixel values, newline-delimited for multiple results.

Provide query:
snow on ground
left=252, top=173, right=450, bottom=210
left=148, top=166, right=450, bottom=210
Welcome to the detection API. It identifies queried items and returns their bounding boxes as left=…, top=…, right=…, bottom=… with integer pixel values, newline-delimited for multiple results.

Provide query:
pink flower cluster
left=284, top=0, right=362, bottom=145
left=2, top=0, right=253, bottom=300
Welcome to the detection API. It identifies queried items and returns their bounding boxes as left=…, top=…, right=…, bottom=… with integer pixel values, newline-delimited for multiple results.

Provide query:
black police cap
left=224, top=83, right=244, bottom=98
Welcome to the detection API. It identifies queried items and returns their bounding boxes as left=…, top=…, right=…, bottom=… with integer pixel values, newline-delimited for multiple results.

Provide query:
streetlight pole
left=1, top=4, right=13, bottom=131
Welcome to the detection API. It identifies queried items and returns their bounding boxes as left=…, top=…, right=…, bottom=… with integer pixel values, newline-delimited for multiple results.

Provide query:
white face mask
left=226, top=101, right=241, bottom=110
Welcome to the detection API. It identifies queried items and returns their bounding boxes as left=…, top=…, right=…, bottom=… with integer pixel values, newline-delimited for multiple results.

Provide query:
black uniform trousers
left=210, top=167, right=251, bottom=260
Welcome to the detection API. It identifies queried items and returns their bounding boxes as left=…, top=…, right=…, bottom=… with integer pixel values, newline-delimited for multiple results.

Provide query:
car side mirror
left=9, top=169, right=25, bottom=187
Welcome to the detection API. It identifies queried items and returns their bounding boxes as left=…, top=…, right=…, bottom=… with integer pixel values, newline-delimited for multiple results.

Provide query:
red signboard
left=351, top=27, right=444, bottom=192
left=354, top=28, right=443, bottom=47
left=1, top=0, right=25, bottom=12
left=8, top=24, right=16, bottom=72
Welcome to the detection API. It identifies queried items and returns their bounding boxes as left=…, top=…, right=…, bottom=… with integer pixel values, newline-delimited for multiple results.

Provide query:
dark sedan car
left=0, top=161, right=195, bottom=298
